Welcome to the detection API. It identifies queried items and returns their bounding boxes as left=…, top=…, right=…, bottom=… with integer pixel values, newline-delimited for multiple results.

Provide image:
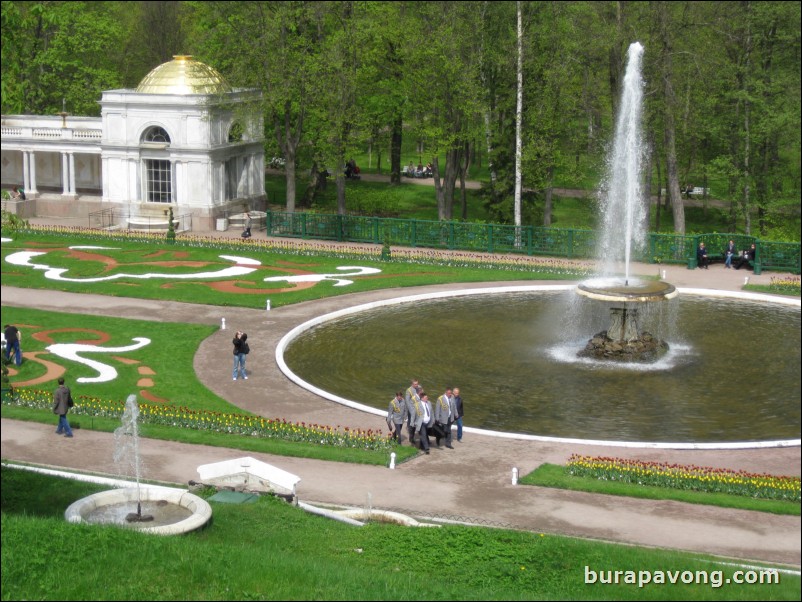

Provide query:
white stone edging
left=275, top=285, right=800, bottom=450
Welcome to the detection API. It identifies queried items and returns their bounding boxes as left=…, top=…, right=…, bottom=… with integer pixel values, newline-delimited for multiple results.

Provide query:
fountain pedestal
left=608, top=307, right=639, bottom=342
left=576, top=279, right=676, bottom=363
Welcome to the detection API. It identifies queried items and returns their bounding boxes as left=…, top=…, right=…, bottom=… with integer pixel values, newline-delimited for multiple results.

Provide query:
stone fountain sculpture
left=576, top=42, right=677, bottom=362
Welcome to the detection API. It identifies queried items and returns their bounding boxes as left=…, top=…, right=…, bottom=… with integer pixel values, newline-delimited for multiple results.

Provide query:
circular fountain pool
left=280, top=288, right=800, bottom=444
left=65, top=487, right=212, bottom=535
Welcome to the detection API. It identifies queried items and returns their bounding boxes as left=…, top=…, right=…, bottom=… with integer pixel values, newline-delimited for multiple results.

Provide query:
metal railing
left=262, top=209, right=800, bottom=274
left=88, top=208, right=192, bottom=233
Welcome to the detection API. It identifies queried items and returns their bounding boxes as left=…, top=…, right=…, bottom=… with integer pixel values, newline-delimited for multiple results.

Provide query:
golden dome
left=136, top=55, right=232, bottom=95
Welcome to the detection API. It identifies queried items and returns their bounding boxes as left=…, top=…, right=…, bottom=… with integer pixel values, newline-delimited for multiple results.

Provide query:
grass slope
left=2, top=468, right=799, bottom=601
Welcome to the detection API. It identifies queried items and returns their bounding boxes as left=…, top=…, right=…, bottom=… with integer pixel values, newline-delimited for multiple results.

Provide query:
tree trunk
left=298, top=161, right=319, bottom=209
left=608, top=1, right=624, bottom=123
left=336, top=172, right=346, bottom=216
left=655, top=147, right=662, bottom=232
left=658, top=1, right=685, bottom=234
left=432, top=157, right=444, bottom=218
left=284, top=154, right=297, bottom=213
left=543, top=166, right=553, bottom=226
left=742, top=7, right=753, bottom=235
left=514, top=0, right=523, bottom=230
left=483, top=108, right=498, bottom=204
left=390, top=114, right=402, bottom=184
left=275, top=101, right=304, bottom=213
left=460, top=141, right=470, bottom=220
left=433, top=152, right=460, bottom=221
left=642, top=133, right=653, bottom=236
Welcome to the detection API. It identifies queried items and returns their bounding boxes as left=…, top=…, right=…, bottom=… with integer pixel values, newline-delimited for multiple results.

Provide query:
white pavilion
left=1, top=56, right=265, bottom=231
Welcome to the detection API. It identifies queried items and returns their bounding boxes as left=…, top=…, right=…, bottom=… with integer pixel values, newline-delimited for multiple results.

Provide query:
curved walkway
left=1, top=237, right=799, bottom=567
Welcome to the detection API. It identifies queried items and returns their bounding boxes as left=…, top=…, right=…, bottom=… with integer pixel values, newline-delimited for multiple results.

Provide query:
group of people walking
left=387, top=380, right=464, bottom=454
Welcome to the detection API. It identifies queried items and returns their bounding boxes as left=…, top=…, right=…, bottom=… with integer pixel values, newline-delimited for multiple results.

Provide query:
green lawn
left=2, top=468, right=798, bottom=601
left=2, top=230, right=799, bottom=602
left=0, top=306, right=224, bottom=408
left=0, top=230, right=581, bottom=309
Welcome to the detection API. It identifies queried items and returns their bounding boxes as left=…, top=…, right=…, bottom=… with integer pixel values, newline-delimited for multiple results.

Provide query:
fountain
left=576, top=41, right=675, bottom=362
left=65, top=394, right=212, bottom=534
left=278, top=42, right=800, bottom=444
left=113, top=395, right=153, bottom=522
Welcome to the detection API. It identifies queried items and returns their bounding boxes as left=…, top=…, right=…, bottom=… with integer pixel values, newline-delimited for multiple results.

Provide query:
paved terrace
left=1, top=220, right=800, bottom=567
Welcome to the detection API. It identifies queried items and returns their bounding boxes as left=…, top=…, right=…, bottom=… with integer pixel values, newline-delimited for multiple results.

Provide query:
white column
left=68, top=152, right=77, bottom=195
left=28, top=151, right=38, bottom=194
left=174, top=160, right=181, bottom=204
left=22, top=151, right=30, bottom=192
left=61, top=153, right=70, bottom=195
left=246, top=154, right=255, bottom=196
left=101, top=156, right=109, bottom=202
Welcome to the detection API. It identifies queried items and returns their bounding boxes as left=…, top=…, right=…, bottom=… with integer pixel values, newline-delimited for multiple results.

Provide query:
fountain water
left=64, top=394, right=212, bottom=534
left=576, top=41, right=676, bottom=361
left=113, top=394, right=153, bottom=522
left=597, top=42, right=647, bottom=282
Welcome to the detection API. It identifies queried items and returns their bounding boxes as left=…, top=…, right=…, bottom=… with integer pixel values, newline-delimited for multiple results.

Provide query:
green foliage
left=0, top=209, right=29, bottom=236
left=166, top=207, right=176, bottom=243
left=344, top=186, right=402, bottom=217
left=1, top=1, right=125, bottom=115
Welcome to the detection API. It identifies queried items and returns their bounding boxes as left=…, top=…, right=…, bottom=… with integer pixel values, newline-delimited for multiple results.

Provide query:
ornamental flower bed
left=769, top=275, right=801, bottom=295
left=566, top=454, right=800, bottom=503
left=5, top=389, right=394, bottom=452
left=20, top=225, right=591, bottom=276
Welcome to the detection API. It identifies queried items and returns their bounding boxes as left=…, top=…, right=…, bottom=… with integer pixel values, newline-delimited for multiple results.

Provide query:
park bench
left=688, top=187, right=708, bottom=197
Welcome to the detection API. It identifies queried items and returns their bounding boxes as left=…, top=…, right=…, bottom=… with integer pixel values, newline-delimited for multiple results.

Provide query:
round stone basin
left=65, top=487, right=212, bottom=535
left=577, top=277, right=677, bottom=303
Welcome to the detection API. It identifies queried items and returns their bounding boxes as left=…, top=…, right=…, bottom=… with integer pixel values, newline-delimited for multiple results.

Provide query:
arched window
left=142, top=126, right=171, bottom=144
left=139, top=127, right=172, bottom=203
left=228, top=122, right=244, bottom=143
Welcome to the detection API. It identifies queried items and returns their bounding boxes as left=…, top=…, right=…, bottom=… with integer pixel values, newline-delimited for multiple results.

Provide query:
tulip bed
left=768, top=275, right=801, bottom=295
left=6, top=389, right=394, bottom=452
left=566, top=454, right=800, bottom=503
left=20, top=225, right=592, bottom=276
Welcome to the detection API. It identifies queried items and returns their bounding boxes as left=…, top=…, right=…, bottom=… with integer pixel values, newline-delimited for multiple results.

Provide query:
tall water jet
left=113, top=394, right=153, bottom=522
left=576, top=41, right=676, bottom=362
left=64, top=393, right=213, bottom=533
left=597, top=41, right=647, bottom=282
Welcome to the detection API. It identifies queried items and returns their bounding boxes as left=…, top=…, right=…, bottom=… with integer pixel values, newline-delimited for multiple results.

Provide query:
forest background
left=2, top=0, right=799, bottom=241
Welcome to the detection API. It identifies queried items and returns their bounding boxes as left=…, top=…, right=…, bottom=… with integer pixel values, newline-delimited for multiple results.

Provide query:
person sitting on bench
left=734, top=243, right=756, bottom=270
left=724, top=239, right=737, bottom=269
left=697, top=242, right=709, bottom=269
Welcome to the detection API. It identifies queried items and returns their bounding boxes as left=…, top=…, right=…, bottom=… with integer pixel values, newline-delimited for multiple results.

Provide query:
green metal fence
left=264, top=210, right=800, bottom=274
